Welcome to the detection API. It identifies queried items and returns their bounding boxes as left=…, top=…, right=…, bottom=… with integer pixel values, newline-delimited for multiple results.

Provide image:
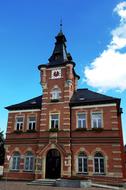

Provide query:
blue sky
left=0, top=0, right=126, bottom=144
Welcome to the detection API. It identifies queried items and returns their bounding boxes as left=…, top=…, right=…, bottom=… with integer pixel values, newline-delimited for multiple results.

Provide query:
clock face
left=52, top=69, right=61, bottom=79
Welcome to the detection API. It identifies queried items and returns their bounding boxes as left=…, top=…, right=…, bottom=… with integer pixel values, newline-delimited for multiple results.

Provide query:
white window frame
left=24, top=152, right=34, bottom=171
left=11, top=152, right=20, bottom=171
left=77, top=112, right=87, bottom=128
left=78, top=152, right=88, bottom=174
left=15, top=116, right=24, bottom=131
left=28, top=116, right=36, bottom=131
left=91, top=112, right=102, bottom=128
left=50, top=113, right=59, bottom=129
left=51, top=86, right=61, bottom=100
left=93, top=153, right=105, bottom=174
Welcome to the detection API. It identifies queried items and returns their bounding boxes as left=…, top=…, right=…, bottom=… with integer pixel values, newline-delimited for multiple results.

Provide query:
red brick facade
left=3, top=31, right=126, bottom=184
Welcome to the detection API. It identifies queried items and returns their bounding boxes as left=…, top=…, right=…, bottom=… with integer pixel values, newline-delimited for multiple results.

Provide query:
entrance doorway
left=46, top=149, right=61, bottom=179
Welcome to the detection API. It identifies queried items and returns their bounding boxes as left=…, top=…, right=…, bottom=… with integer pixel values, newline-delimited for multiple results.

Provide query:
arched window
left=24, top=152, right=34, bottom=171
left=78, top=152, right=88, bottom=174
left=94, top=152, right=105, bottom=174
left=11, top=152, right=20, bottom=171
left=51, top=87, right=61, bottom=100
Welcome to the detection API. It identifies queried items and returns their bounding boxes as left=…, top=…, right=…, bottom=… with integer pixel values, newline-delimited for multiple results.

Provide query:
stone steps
left=27, top=179, right=56, bottom=186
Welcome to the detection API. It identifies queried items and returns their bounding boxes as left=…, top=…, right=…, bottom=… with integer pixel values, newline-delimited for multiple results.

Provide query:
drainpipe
left=70, top=105, right=72, bottom=178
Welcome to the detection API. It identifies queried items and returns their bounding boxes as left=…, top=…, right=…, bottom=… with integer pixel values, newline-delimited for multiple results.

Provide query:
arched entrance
left=46, top=149, right=61, bottom=179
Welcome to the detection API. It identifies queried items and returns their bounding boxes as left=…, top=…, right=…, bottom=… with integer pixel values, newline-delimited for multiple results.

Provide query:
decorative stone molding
left=112, top=144, right=120, bottom=147
left=112, top=151, right=121, bottom=153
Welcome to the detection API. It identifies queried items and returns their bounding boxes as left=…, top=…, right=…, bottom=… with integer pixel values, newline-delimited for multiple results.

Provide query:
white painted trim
left=41, top=108, right=47, bottom=110
left=49, top=112, right=60, bottom=129
left=112, top=121, right=118, bottom=124
left=40, top=124, right=46, bottom=126
left=63, top=123, right=70, bottom=125
left=40, top=113, right=47, bottom=116
left=72, top=103, right=116, bottom=109
left=15, top=115, right=25, bottom=131
left=91, top=111, right=104, bottom=129
left=40, top=118, right=46, bottom=121
left=112, top=128, right=118, bottom=130
left=112, top=144, right=120, bottom=147
left=46, top=66, right=66, bottom=70
left=64, top=95, right=70, bottom=98
left=9, top=109, right=41, bottom=113
left=26, top=114, right=37, bottom=130
left=112, top=151, right=121, bottom=153
left=76, top=111, right=87, bottom=129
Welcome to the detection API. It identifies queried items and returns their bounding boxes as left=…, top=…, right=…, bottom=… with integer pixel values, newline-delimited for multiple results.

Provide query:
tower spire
left=60, top=18, right=62, bottom=33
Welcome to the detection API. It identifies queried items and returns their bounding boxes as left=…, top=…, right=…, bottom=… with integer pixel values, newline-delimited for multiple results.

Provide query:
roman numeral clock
left=51, top=69, right=61, bottom=79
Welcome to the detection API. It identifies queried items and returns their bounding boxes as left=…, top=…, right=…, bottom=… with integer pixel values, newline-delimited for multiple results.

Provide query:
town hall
left=3, top=29, right=126, bottom=184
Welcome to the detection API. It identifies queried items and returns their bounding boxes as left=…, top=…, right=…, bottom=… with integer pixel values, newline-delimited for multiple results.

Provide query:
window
left=50, top=114, right=59, bottom=129
left=92, top=113, right=102, bottom=128
left=15, top=117, right=23, bottom=131
left=51, top=87, right=61, bottom=100
left=11, top=152, right=20, bottom=171
left=78, top=152, right=88, bottom=173
left=94, top=152, right=105, bottom=174
left=24, top=152, right=34, bottom=171
left=28, top=116, right=36, bottom=130
left=77, top=113, right=86, bottom=128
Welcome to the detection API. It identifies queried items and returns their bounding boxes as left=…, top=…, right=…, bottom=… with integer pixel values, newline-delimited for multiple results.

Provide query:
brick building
left=4, top=30, right=126, bottom=184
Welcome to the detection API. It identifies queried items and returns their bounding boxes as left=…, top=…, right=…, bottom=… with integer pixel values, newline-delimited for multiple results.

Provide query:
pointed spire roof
left=48, top=30, right=71, bottom=66
left=38, top=28, right=80, bottom=80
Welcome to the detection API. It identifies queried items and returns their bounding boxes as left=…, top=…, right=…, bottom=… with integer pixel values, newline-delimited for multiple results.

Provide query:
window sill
left=26, top=130, right=37, bottom=133
left=92, top=128, right=103, bottom=132
left=77, top=172, right=88, bottom=175
left=10, top=170, right=20, bottom=172
left=93, top=173, right=105, bottom=176
left=75, top=128, right=87, bottom=131
left=23, top=170, right=34, bottom=173
left=51, top=99, right=59, bottom=102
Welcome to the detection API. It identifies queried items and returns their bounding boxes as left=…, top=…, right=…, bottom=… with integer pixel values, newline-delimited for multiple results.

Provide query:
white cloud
left=84, top=1, right=126, bottom=92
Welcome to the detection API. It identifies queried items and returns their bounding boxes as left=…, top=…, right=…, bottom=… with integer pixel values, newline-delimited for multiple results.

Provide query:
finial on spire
left=60, top=18, right=62, bottom=32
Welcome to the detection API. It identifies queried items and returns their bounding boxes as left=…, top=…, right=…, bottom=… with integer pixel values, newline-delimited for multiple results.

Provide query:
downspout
left=70, top=105, right=73, bottom=178
left=117, top=101, right=126, bottom=179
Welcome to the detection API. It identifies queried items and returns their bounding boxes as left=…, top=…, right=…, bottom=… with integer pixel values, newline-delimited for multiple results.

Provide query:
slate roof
left=70, top=89, right=120, bottom=106
left=5, top=96, right=42, bottom=111
left=5, top=89, right=120, bottom=111
left=38, top=31, right=80, bottom=79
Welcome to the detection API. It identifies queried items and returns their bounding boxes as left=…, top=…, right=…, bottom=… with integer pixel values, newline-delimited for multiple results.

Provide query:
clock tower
left=38, top=30, right=79, bottom=178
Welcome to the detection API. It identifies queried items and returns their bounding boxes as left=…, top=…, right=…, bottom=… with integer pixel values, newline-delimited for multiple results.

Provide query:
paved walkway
left=0, top=181, right=124, bottom=190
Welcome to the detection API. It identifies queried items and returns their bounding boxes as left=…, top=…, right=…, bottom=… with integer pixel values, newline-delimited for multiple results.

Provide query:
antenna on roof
left=60, top=18, right=63, bottom=32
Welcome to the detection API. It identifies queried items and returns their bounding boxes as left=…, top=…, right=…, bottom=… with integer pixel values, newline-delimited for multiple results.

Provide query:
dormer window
left=55, top=54, right=60, bottom=60
left=51, top=86, right=61, bottom=101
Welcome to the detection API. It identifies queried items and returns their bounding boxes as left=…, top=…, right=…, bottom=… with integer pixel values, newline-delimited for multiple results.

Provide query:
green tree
left=0, top=131, right=5, bottom=165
